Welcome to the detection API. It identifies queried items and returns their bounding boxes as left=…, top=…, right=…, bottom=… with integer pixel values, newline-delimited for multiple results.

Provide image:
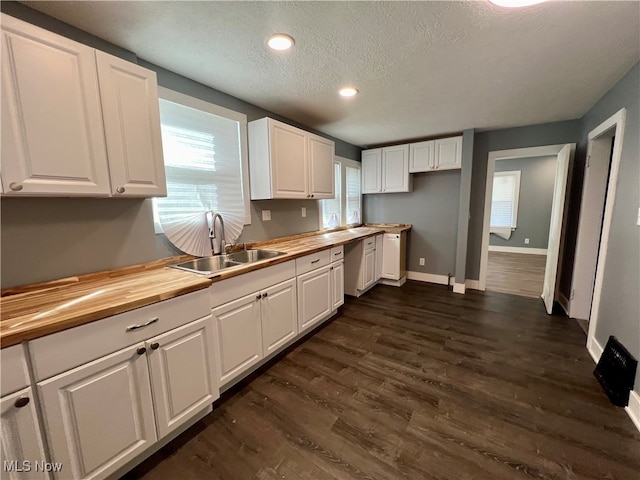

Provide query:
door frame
left=581, top=109, right=627, bottom=361
left=479, top=143, right=576, bottom=293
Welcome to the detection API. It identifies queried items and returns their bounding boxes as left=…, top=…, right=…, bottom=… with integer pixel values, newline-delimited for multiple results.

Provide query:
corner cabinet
left=248, top=117, right=335, bottom=200
left=0, top=14, right=166, bottom=197
left=361, top=145, right=411, bottom=194
left=409, top=136, right=462, bottom=173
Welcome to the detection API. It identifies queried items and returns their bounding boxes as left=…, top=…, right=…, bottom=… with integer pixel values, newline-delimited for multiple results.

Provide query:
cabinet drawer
left=1, top=344, right=30, bottom=396
left=330, top=245, right=344, bottom=262
left=29, top=289, right=210, bottom=382
left=295, top=250, right=331, bottom=276
left=210, top=260, right=295, bottom=308
left=363, top=237, right=376, bottom=251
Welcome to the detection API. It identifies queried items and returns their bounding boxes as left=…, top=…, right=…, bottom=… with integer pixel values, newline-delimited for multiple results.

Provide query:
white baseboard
left=380, top=276, right=407, bottom=287
left=453, top=283, right=465, bottom=294
left=465, top=279, right=480, bottom=291
left=558, top=292, right=570, bottom=316
left=587, top=337, right=604, bottom=363
left=407, top=271, right=452, bottom=286
left=488, top=246, right=548, bottom=255
left=626, top=391, right=640, bottom=433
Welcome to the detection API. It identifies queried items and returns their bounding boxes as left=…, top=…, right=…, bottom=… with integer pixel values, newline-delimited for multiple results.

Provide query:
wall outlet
left=524, top=238, right=530, bottom=245
left=637, top=207, right=640, bottom=226
left=419, top=257, right=425, bottom=266
left=301, top=207, right=306, bottom=218
left=261, top=210, right=271, bottom=221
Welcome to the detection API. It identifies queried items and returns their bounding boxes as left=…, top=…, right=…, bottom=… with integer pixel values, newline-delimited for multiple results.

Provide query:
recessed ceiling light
left=489, top=0, right=548, bottom=7
left=267, top=34, right=294, bottom=51
left=339, top=87, right=359, bottom=97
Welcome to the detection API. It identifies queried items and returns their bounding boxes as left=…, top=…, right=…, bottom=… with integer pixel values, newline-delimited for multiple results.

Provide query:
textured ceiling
left=21, top=1, right=640, bottom=147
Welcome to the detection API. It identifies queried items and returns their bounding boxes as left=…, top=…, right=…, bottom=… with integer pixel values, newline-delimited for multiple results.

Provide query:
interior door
left=542, top=145, right=571, bottom=314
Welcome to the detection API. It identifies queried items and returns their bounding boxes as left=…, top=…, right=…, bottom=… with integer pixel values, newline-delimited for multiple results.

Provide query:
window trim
left=154, top=87, right=251, bottom=233
left=490, top=170, right=521, bottom=228
left=318, top=156, right=362, bottom=230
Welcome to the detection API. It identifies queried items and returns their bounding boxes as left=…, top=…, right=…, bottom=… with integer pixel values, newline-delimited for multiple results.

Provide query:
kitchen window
left=319, top=157, right=362, bottom=229
left=490, top=170, right=521, bottom=228
left=153, top=88, right=250, bottom=254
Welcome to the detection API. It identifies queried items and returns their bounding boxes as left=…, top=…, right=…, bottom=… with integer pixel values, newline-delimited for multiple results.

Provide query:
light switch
left=301, top=207, right=307, bottom=218
left=524, top=238, right=530, bottom=245
left=262, top=210, right=271, bottom=221
left=637, top=207, right=640, bottom=226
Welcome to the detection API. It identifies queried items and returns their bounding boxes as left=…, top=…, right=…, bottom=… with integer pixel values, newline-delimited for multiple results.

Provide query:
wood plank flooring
left=121, top=282, right=640, bottom=480
left=486, top=251, right=547, bottom=298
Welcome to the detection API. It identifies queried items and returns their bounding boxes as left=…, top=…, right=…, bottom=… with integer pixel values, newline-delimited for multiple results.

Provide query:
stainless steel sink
left=226, top=249, right=287, bottom=263
left=170, top=249, right=287, bottom=275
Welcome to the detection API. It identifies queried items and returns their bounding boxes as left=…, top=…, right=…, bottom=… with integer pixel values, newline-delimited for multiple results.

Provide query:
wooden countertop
left=0, top=226, right=405, bottom=347
left=363, top=223, right=412, bottom=234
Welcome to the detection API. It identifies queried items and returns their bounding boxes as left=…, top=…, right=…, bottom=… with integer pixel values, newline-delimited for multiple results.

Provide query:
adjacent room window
left=153, top=88, right=250, bottom=253
left=490, top=170, right=521, bottom=228
left=319, top=156, right=362, bottom=229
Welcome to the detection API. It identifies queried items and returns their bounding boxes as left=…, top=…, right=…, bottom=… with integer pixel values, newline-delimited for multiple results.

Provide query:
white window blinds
left=321, top=163, right=342, bottom=229
left=345, top=165, right=361, bottom=225
left=490, top=171, right=521, bottom=228
left=153, top=92, right=249, bottom=256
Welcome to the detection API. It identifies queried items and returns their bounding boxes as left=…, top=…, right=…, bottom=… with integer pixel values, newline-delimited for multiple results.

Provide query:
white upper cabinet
left=96, top=51, right=166, bottom=197
left=248, top=117, right=335, bottom=200
left=409, top=136, right=462, bottom=173
left=1, top=14, right=111, bottom=196
left=361, top=145, right=411, bottom=194
left=0, top=14, right=166, bottom=197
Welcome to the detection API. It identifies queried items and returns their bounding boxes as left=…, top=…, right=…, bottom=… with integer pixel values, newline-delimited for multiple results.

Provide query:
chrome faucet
left=210, top=213, right=226, bottom=255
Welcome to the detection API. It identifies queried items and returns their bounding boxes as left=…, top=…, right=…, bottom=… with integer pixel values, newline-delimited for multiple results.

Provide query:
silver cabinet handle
left=116, top=186, right=126, bottom=194
left=126, top=317, right=158, bottom=332
left=311, top=259, right=320, bottom=264
left=9, top=182, right=23, bottom=191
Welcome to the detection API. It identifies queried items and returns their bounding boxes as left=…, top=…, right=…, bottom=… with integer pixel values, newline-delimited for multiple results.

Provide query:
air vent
left=594, top=336, right=637, bottom=407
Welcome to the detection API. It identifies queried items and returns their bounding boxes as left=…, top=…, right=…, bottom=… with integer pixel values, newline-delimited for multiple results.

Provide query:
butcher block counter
left=1, top=226, right=409, bottom=347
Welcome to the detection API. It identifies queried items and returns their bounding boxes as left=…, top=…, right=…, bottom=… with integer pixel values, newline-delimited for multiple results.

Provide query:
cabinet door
left=331, top=261, right=345, bottom=310
left=361, top=149, right=382, bottom=194
left=261, top=278, right=298, bottom=355
left=382, top=145, right=410, bottom=192
left=96, top=51, right=166, bottom=197
left=1, top=15, right=110, bottom=196
left=212, top=292, right=263, bottom=385
left=409, top=140, right=434, bottom=173
left=382, top=234, right=401, bottom=280
left=361, top=248, right=376, bottom=291
left=1, top=387, right=49, bottom=480
left=307, top=133, right=334, bottom=199
left=297, top=265, right=332, bottom=333
left=146, top=316, right=218, bottom=440
left=270, top=120, right=307, bottom=199
left=38, top=344, right=156, bottom=480
left=434, top=136, right=462, bottom=171
left=374, top=234, right=384, bottom=281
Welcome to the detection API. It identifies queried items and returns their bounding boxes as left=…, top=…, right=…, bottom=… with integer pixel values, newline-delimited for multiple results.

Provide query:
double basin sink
left=170, top=249, right=287, bottom=275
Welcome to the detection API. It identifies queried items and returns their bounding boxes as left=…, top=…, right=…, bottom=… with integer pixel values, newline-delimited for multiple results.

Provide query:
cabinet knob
left=116, top=186, right=126, bottom=194
left=256, top=294, right=262, bottom=300
left=263, top=292, right=268, bottom=298
left=311, top=194, right=314, bottom=198
left=150, top=342, right=160, bottom=350
left=136, top=347, right=147, bottom=355
left=9, top=182, right=23, bottom=191
left=14, top=397, right=30, bottom=408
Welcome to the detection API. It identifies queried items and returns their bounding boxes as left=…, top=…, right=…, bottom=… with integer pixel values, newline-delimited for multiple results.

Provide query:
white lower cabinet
left=331, top=260, right=345, bottom=310
left=374, top=234, right=383, bottom=281
left=297, top=265, right=333, bottom=334
left=262, top=278, right=298, bottom=356
left=362, top=247, right=376, bottom=291
left=344, top=236, right=383, bottom=297
left=38, top=343, right=157, bottom=480
left=1, top=387, right=49, bottom=480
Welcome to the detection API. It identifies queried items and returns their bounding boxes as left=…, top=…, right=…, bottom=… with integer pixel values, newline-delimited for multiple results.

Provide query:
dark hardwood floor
left=122, top=282, right=640, bottom=480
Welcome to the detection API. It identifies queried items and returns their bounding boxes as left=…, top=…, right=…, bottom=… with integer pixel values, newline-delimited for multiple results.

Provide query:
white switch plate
left=262, top=210, right=271, bottom=221
left=637, top=207, right=640, bottom=226
left=301, top=207, right=307, bottom=218
left=419, top=257, right=425, bottom=266
left=524, top=238, right=530, bottom=244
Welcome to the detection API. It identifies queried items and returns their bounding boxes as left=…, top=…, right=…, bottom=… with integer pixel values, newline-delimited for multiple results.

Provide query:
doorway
left=569, top=109, right=626, bottom=360
left=479, top=143, right=575, bottom=313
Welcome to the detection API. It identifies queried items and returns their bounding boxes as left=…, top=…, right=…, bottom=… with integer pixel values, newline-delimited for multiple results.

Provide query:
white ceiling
left=21, top=1, right=640, bottom=147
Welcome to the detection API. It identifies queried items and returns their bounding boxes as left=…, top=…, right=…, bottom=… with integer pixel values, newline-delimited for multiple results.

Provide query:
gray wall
left=0, top=3, right=360, bottom=287
left=489, top=155, right=556, bottom=249
left=454, top=129, right=474, bottom=284
left=363, top=171, right=461, bottom=276
left=466, top=120, right=582, bottom=280
left=578, top=63, right=639, bottom=392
